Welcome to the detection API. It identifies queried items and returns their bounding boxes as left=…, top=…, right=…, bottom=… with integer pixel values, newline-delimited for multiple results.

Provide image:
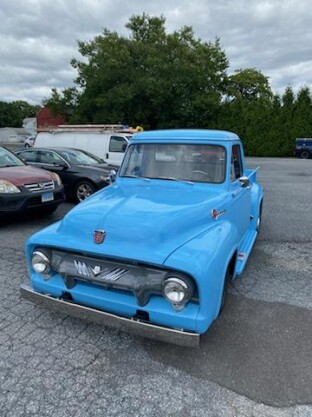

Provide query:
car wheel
left=219, top=267, right=231, bottom=315
left=300, top=150, right=310, bottom=159
left=25, top=143, right=30, bottom=148
left=75, top=180, right=96, bottom=202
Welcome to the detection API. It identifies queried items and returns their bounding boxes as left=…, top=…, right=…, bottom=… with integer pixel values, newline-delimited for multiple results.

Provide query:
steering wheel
left=191, top=170, right=210, bottom=181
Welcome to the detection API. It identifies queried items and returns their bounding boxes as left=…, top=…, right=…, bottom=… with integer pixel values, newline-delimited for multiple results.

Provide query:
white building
left=0, top=127, right=29, bottom=143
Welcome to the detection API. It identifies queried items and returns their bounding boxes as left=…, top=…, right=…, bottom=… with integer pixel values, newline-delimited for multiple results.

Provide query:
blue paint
left=24, top=129, right=263, bottom=340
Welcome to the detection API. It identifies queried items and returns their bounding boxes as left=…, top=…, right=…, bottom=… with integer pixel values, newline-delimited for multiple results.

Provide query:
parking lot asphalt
left=0, top=158, right=311, bottom=416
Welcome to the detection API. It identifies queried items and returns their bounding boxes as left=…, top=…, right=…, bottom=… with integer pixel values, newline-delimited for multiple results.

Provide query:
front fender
left=164, top=220, right=239, bottom=334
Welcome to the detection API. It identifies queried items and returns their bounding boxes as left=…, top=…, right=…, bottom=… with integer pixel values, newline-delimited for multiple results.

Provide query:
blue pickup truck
left=21, top=130, right=263, bottom=347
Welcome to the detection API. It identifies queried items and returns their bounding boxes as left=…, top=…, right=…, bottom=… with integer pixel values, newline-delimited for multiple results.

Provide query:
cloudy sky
left=1, top=0, right=312, bottom=104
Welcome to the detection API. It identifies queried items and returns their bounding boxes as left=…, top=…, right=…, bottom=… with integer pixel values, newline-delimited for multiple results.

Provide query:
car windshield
left=0, top=147, right=24, bottom=167
left=58, top=149, right=103, bottom=165
left=120, top=143, right=226, bottom=183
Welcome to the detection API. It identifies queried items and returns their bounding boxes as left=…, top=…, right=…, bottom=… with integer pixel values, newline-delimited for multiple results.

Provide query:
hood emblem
left=93, top=230, right=106, bottom=244
left=91, top=265, right=104, bottom=276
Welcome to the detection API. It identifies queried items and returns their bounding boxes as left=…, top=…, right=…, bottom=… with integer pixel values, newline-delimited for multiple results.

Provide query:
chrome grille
left=24, top=180, right=55, bottom=192
left=73, top=260, right=128, bottom=282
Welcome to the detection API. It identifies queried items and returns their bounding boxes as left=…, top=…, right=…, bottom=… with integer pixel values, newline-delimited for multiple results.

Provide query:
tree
left=227, top=68, right=273, bottom=101
left=50, top=14, right=229, bottom=128
left=0, top=100, right=40, bottom=127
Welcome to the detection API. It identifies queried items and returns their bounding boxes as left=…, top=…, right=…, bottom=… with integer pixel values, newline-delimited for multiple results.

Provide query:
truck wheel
left=300, top=151, right=310, bottom=159
left=219, top=268, right=231, bottom=315
left=75, top=181, right=96, bottom=202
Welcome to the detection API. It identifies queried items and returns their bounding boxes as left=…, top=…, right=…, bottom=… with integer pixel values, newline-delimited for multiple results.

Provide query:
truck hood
left=55, top=181, right=226, bottom=265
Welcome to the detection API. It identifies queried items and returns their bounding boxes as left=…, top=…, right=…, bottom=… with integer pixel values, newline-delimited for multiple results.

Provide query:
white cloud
left=1, top=0, right=312, bottom=104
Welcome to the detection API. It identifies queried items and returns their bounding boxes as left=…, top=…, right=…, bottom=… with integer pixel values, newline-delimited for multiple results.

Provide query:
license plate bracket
left=41, top=192, right=54, bottom=203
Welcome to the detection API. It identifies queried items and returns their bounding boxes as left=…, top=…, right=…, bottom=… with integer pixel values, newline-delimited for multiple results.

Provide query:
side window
left=39, top=151, right=63, bottom=164
left=231, top=145, right=243, bottom=181
left=109, top=136, right=128, bottom=152
left=18, top=151, right=38, bottom=163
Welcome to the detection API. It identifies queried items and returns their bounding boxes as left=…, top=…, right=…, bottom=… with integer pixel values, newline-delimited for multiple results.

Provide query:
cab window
left=231, top=145, right=243, bottom=181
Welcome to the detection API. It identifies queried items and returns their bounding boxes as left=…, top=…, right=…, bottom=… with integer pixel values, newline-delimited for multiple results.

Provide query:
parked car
left=24, top=136, right=36, bottom=147
left=294, top=138, right=312, bottom=159
left=21, top=129, right=263, bottom=347
left=0, top=146, right=64, bottom=216
left=15, top=147, right=117, bottom=202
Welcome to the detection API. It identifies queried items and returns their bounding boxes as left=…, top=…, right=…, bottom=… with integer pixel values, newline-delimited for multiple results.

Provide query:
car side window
left=39, top=151, right=63, bottom=164
left=109, top=136, right=128, bottom=152
left=18, top=151, right=38, bottom=162
left=231, top=145, right=243, bottom=181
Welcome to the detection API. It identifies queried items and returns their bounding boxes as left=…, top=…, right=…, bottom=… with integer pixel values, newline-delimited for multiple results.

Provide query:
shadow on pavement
left=142, top=294, right=312, bottom=407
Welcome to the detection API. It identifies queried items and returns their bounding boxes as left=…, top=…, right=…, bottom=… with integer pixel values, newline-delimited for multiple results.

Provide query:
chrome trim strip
left=20, top=284, right=199, bottom=348
left=24, top=180, right=55, bottom=192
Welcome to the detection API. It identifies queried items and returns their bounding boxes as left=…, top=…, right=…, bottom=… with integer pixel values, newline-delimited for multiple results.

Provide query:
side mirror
left=238, top=176, right=251, bottom=188
left=109, top=169, right=117, bottom=184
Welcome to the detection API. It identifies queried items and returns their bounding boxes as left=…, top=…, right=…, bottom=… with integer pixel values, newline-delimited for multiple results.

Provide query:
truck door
left=106, top=135, right=128, bottom=166
left=229, top=144, right=252, bottom=239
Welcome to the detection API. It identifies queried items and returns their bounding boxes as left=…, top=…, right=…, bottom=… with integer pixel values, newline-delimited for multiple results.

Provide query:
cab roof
left=132, top=129, right=240, bottom=143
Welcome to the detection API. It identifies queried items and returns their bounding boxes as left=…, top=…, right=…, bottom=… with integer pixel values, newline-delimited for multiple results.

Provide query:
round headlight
left=162, top=277, right=191, bottom=310
left=32, top=251, right=50, bottom=275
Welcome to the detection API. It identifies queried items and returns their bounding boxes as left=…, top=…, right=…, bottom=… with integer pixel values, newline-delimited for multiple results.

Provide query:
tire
left=256, top=201, right=263, bottom=232
left=300, top=150, right=310, bottom=159
left=75, top=180, right=96, bottom=203
left=25, top=143, right=30, bottom=148
left=219, top=267, right=231, bottom=315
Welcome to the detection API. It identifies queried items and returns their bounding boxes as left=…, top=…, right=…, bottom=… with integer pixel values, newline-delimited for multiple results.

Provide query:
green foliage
left=0, top=100, right=40, bottom=127
left=44, top=13, right=312, bottom=157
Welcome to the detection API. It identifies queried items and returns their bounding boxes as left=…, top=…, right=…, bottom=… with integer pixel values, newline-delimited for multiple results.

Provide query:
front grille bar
left=24, top=180, right=54, bottom=192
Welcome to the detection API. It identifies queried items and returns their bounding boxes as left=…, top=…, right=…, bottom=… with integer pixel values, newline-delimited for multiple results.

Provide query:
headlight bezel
left=162, top=275, right=194, bottom=311
left=51, top=173, right=62, bottom=186
left=31, top=250, right=52, bottom=278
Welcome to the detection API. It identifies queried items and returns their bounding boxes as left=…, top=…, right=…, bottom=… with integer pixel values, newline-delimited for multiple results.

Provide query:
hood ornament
left=93, top=230, right=106, bottom=244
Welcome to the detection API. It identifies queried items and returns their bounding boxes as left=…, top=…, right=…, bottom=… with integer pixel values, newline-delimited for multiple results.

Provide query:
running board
left=235, top=229, right=258, bottom=275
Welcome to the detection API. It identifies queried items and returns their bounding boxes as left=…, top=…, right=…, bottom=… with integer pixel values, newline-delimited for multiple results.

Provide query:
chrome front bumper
left=20, top=284, right=200, bottom=348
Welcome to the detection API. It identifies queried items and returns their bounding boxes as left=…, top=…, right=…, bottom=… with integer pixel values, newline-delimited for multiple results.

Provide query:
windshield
left=0, top=147, right=24, bottom=167
left=120, top=143, right=226, bottom=183
left=58, top=149, right=103, bottom=165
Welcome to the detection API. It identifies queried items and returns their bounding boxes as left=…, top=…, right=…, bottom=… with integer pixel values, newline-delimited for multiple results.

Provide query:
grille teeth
left=24, top=181, right=55, bottom=192
left=100, top=268, right=127, bottom=282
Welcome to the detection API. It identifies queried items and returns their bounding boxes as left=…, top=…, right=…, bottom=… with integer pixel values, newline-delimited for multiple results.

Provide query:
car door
left=228, top=144, right=252, bottom=240
left=36, top=150, right=72, bottom=188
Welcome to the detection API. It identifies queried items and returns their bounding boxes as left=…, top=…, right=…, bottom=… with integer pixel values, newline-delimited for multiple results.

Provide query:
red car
left=0, top=146, right=65, bottom=216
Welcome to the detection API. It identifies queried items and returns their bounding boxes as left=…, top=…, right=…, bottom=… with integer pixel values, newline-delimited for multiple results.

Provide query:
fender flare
left=164, top=220, right=239, bottom=333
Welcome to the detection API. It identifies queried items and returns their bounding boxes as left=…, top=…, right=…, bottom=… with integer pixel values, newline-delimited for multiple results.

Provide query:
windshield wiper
left=151, top=176, right=194, bottom=184
left=122, top=175, right=150, bottom=181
